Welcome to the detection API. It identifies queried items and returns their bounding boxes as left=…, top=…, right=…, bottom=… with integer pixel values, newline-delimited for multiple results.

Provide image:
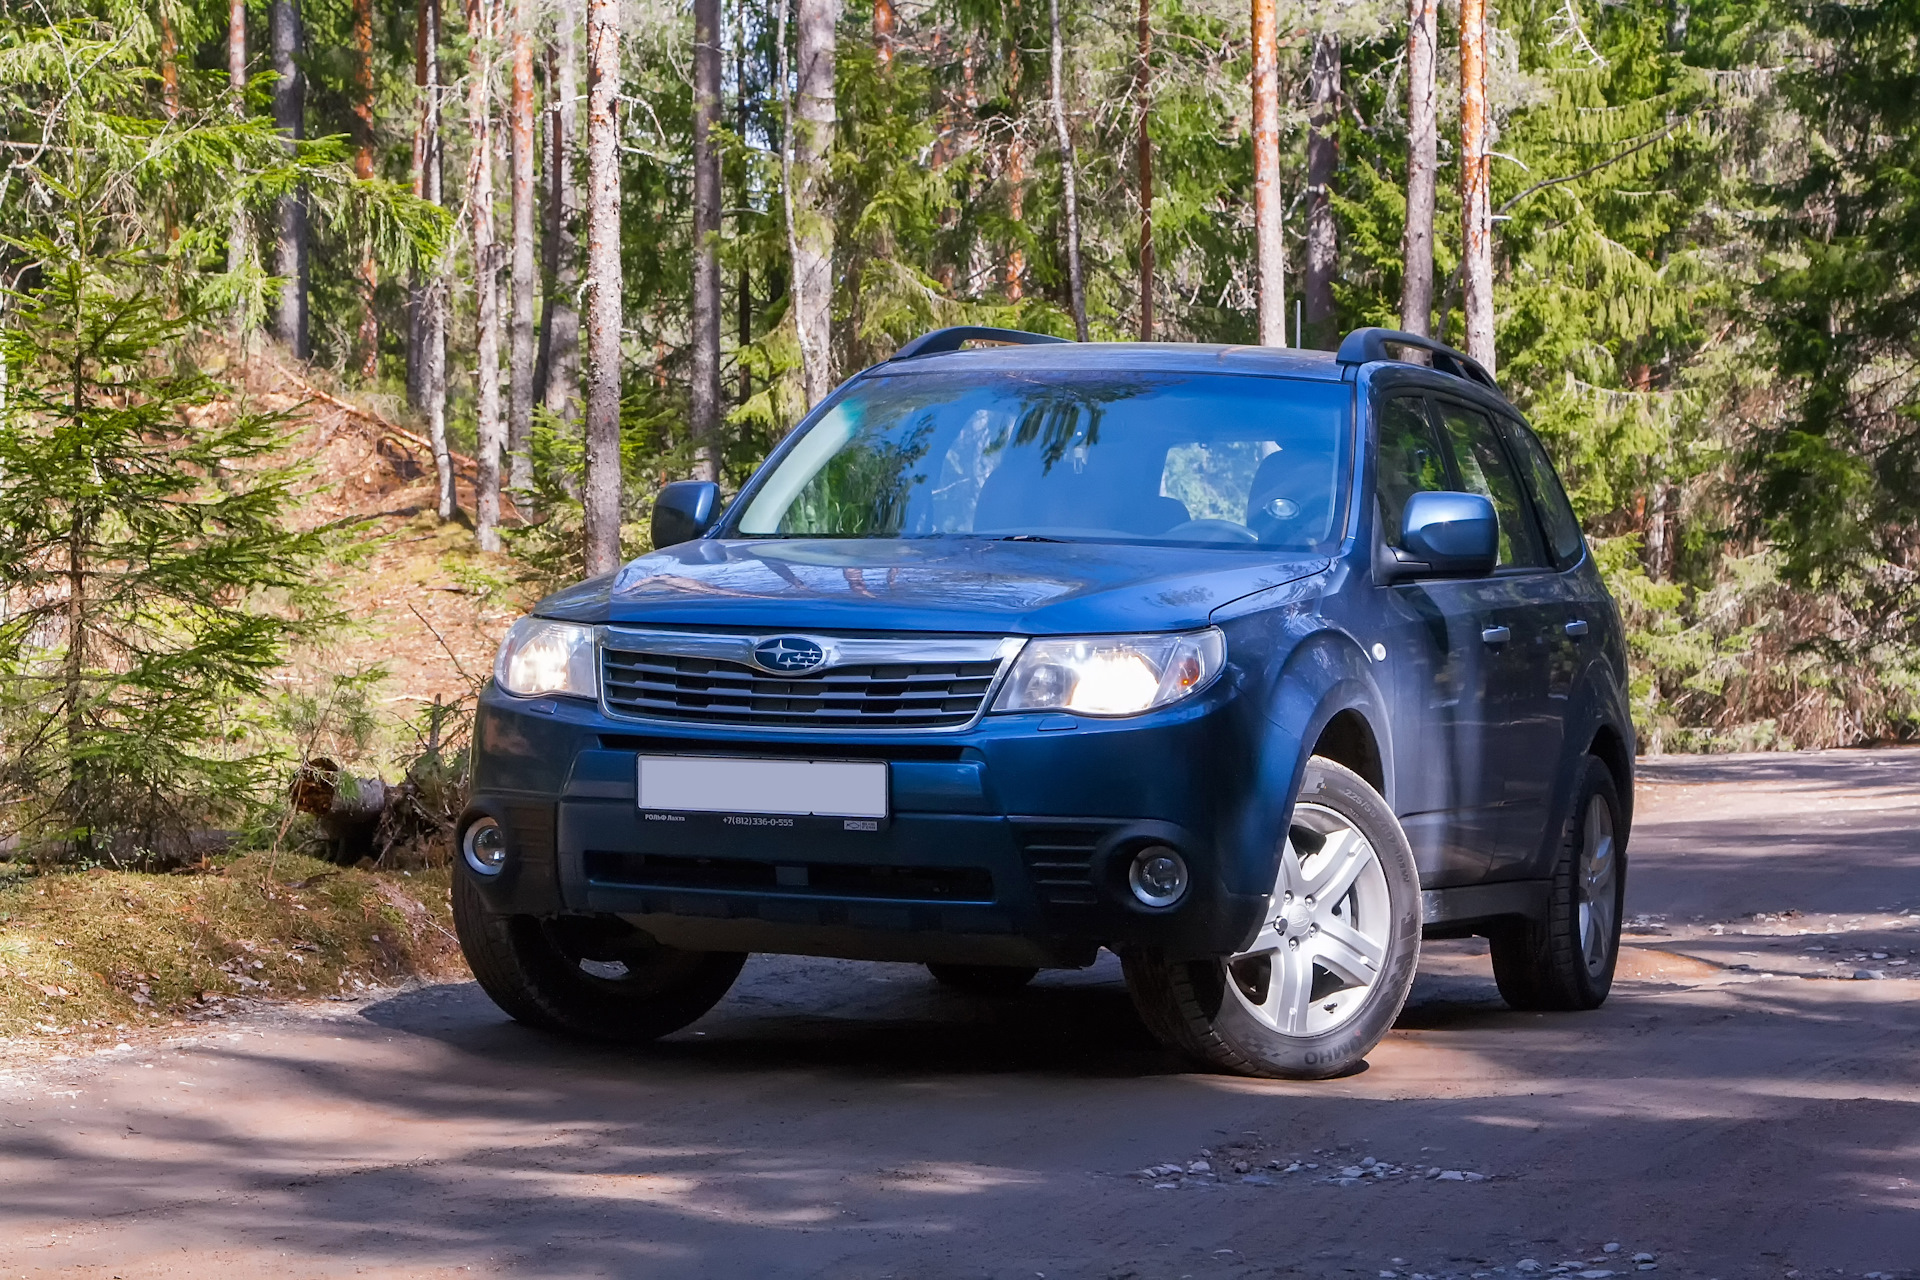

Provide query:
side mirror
left=651, top=480, right=721, bottom=549
left=1394, top=491, right=1498, bottom=578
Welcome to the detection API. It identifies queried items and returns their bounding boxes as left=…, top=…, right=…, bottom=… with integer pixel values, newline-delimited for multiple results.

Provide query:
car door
left=1428, top=397, right=1562, bottom=869
left=1497, top=414, right=1603, bottom=870
left=1370, top=392, right=1503, bottom=887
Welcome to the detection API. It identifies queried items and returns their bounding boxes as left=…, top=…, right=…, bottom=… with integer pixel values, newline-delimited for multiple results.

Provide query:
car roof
left=859, top=341, right=1351, bottom=382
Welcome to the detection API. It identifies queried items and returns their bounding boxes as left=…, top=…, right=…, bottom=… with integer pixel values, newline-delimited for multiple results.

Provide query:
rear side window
left=1502, top=419, right=1585, bottom=567
left=1374, top=396, right=1450, bottom=551
left=1432, top=401, right=1548, bottom=570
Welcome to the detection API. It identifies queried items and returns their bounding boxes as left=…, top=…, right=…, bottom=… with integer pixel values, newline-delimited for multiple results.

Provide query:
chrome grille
left=598, top=630, right=1017, bottom=730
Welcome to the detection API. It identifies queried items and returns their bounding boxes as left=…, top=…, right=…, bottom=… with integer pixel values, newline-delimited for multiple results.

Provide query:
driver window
left=1375, top=396, right=1449, bottom=550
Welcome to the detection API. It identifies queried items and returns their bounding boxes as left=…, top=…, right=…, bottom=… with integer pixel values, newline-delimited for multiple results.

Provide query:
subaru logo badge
left=753, top=636, right=827, bottom=673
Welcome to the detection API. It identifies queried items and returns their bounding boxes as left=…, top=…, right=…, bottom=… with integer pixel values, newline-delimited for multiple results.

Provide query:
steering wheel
left=1164, top=519, right=1259, bottom=544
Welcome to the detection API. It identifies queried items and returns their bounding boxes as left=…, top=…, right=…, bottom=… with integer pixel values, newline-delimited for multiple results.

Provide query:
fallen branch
left=261, top=359, right=525, bottom=521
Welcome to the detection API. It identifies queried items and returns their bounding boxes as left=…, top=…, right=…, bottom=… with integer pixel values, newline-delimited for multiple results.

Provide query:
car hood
left=537, top=538, right=1329, bottom=635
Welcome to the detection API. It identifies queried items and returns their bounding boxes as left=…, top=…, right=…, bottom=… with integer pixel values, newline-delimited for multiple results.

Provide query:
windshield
left=731, top=371, right=1352, bottom=550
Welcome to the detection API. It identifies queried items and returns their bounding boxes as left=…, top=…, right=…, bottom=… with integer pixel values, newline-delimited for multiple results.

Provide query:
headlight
left=494, top=617, right=598, bottom=698
left=992, top=627, right=1226, bottom=718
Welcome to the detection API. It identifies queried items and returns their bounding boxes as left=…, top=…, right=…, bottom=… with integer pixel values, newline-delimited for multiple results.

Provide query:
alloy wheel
left=1223, top=803, right=1393, bottom=1037
left=1577, top=794, right=1618, bottom=977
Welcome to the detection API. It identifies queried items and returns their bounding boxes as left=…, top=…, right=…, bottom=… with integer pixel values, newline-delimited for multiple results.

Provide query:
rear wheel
left=452, top=873, right=746, bottom=1043
left=926, top=963, right=1039, bottom=994
left=1123, top=758, right=1422, bottom=1079
left=1489, top=755, right=1625, bottom=1011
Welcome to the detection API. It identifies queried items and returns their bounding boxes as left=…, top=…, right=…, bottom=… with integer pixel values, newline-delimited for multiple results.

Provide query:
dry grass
left=0, top=852, right=465, bottom=1043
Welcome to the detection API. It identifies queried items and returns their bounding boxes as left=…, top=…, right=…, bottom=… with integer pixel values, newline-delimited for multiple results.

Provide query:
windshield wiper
left=988, top=533, right=1068, bottom=543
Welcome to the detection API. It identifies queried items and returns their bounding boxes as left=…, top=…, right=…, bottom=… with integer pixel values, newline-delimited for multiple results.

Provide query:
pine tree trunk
left=791, top=0, right=841, bottom=410
left=1006, top=133, right=1026, bottom=301
left=1134, top=0, right=1153, bottom=341
left=227, top=0, right=250, bottom=330
left=583, top=0, right=624, bottom=573
left=735, top=22, right=753, bottom=404
left=271, top=0, right=310, bottom=359
left=1251, top=0, right=1285, bottom=346
left=1048, top=0, right=1088, bottom=342
left=354, top=0, right=379, bottom=381
left=412, top=0, right=454, bottom=519
left=508, top=0, right=537, bottom=495
left=874, top=0, right=895, bottom=64
left=159, top=10, right=180, bottom=119
left=469, top=0, right=506, bottom=552
left=536, top=0, right=581, bottom=426
left=1400, top=0, right=1437, bottom=337
left=690, top=0, right=723, bottom=482
left=1460, top=0, right=1494, bottom=373
left=1304, top=32, right=1340, bottom=350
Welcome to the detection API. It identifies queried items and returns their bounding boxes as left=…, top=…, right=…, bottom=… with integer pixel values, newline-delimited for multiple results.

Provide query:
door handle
left=1564, top=619, right=1590, bottom=638
left=1481, top=625, right=1512, bottom=646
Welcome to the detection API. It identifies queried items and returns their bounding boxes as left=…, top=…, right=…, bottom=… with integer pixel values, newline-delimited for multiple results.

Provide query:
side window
left=1433, top=401, right=1548, bottom=570
left=1375, top=395, right=1449, bottom=550
left=1502, top=419, right=1585, bottom=567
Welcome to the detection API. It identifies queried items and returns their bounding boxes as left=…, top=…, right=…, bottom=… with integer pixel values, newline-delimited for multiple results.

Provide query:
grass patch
left=0, top=852, right=464, bottom=1043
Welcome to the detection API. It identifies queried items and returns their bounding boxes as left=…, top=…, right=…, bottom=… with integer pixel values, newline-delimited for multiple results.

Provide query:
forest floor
left=0, top=747, right=1913, bottom=1278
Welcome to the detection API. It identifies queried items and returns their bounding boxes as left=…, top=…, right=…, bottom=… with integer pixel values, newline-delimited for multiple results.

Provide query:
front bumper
left=463, top=679, right=1284, bottom=966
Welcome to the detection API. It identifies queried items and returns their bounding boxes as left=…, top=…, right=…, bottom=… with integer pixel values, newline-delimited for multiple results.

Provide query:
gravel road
left=2, top=748, right=1916, bottom=1279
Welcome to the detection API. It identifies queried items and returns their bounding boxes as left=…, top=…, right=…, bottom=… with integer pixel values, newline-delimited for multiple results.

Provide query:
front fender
left=1212, top=614, right=1395, bottom=950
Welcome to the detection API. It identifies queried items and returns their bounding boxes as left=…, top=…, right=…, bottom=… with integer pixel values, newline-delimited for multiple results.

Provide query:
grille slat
left=602, top=649, right=1002, bottom=729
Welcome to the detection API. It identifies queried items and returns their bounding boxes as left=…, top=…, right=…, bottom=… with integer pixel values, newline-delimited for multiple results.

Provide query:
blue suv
left=452, top=327, right=1634, bottom=1079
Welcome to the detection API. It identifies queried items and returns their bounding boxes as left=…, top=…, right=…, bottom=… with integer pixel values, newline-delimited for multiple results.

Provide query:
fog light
left=1128, top=845, right=1189, bottom=908
left=463, top=818, right=508, bottom=876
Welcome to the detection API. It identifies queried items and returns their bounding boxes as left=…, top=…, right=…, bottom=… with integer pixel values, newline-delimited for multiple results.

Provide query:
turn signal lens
left=993, top=628, right=1226, bottom=718
left=494, top=617, right=598, bottom=698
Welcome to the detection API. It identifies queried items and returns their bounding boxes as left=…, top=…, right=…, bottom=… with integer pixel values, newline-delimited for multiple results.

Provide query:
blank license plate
left=636, top=755, right=889, bottom=820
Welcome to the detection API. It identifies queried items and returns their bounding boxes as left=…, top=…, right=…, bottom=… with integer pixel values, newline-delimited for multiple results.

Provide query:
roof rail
left=1335, top=327, right=1501, bottom=395
left=889, top=326, right=1073, bottom=361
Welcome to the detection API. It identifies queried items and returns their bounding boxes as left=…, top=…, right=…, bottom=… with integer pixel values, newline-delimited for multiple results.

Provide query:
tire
left=452, top=872, right=746, bottom=1043
left=926, top=963, right=1039, bottom=994
left=1122, top=757, right=1422, bottom=1080
left=1489, top=755, right=1625, bottom=1012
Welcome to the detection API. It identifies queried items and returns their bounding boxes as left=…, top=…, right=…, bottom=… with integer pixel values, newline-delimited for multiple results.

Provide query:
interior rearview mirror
left=651, top=480, right=721, bottom=550
left=1394, top=491, right=1498, bottom=579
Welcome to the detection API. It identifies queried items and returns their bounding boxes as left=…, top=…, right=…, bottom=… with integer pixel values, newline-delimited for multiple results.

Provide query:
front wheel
left=452, top=873, right=746, bottom=1043
left=1123, top=757, right=1422, bottom=1079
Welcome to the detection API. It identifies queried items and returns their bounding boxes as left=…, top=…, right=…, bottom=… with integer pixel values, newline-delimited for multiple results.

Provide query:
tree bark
left=1048, top=0, right=1087, bottom=342
left=1460, top=0, right=1494, bottom=373
left=1304, top=31, right=1340, bottom=350
left=1005, top=133, right=1025, bottom=301
left=412, top=0, right=454, bottom=519
left=1400, top=0, right=1437, bottom=337
left=271, top=0, right=310, bottom=359
left=1134, top=0, right=1153, bottom=340
left=791, top=0, right=842, bottom=410
left=874, top=0, right=895, bottom=65
left=690, top=0, right=723, bottom=482
left=159, top=8, right=180, bottom=119
left=469, top=0, right=506, bottom=552
left=1250, top=0, right=1285, bottom=346
left=227, top=0, right=250, bottom=326
left=536, top=0, right=581, bottom=426
left=354, top=0, right=379, bottom=381
left=583, top=0, right=625, bottom=573
left=507, top=0, right=537, bottom=494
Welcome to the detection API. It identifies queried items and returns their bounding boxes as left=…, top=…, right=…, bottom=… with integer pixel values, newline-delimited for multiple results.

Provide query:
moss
left=0, top=852, right=462, bottom=1042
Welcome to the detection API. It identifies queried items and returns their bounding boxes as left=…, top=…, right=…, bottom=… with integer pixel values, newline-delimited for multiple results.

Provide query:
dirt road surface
left=3, top=749, right=1917, bottom=1279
